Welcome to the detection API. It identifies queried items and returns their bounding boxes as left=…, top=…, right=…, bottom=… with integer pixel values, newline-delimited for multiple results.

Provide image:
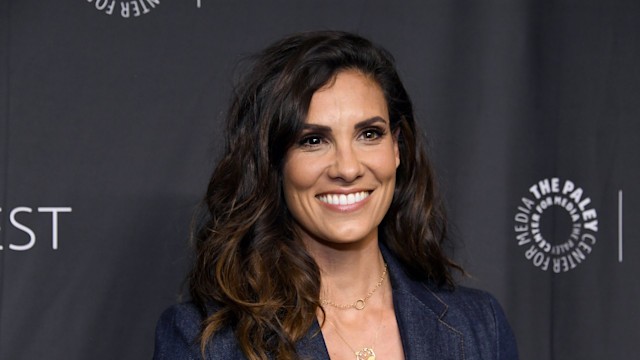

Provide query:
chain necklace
left=326, top=279, right=386, bottom=360
left=321, top=262, right=388, bottom=311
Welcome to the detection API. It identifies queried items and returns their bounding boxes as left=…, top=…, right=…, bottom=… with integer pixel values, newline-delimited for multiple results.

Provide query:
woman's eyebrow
left=302, top=116, right=387, bottom=132
left=301, top=123, right=331, bottom=132
left=354, top=116, right=387, bottom=129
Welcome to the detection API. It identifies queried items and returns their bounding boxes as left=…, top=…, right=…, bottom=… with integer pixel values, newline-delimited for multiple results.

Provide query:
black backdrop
left=1, top=1, right=639, bottom=359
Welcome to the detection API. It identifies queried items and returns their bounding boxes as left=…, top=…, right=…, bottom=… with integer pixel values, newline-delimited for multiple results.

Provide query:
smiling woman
left=283, top=70, right=399, bottom=249
left=153, top=31, right=518, bottom=360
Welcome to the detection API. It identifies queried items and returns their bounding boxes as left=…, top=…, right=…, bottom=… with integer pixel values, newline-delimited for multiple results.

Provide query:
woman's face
left=282, top=70, right=400, bottom=249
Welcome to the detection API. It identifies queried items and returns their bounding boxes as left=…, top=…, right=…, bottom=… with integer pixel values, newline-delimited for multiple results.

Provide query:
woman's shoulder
left=159, top=301, right=205, bottom=323
left=433, top=284, right=504, bottom=313
left=433, top=285, right=510, bottom=324
left=153, top=302, right=204, bottom=360
left=427, top=285, right=519, bottom=359
left=416, top=283, right=506, bottom=326
left=153, top=302, right=244, bottom=360
left=384, top=248, right=518, bottom=357
left=384, top=246, right=511, bottom=326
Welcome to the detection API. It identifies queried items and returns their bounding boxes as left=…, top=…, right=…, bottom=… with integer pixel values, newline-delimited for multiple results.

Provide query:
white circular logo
left=514, top=178, right=598, bottom=272
left=86, top=0, right=160, bottom=19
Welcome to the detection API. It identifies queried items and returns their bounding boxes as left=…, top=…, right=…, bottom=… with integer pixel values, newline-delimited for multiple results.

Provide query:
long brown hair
left=189, top=30, right=462, bottom=359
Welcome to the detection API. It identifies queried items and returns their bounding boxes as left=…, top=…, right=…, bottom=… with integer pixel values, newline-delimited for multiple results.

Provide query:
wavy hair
left=188, top=30, right=462, bottom=360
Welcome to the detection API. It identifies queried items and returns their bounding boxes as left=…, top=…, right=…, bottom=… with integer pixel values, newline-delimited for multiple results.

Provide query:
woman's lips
left=316, top=191, right=371, bottom=206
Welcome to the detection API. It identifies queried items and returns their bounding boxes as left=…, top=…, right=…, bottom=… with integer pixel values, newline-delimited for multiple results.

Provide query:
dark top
left=154, top=246, right=519, bottom=359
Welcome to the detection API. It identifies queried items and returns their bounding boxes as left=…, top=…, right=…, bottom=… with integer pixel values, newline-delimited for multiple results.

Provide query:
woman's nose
left=327, top=144, right=364, bottom=182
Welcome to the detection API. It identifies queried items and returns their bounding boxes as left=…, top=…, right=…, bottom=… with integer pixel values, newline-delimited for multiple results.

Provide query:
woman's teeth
left=317, top=191, right=370, bottom=205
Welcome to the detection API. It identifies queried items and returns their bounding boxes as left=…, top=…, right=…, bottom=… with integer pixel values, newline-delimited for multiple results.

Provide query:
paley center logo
left=514, top=177, right=598, bottom=273
left=86, top=0, right=160, bottom=18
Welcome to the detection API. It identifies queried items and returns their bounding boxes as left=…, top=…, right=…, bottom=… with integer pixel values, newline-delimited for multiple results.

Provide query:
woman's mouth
left=316, top=191, right=371, bottom=205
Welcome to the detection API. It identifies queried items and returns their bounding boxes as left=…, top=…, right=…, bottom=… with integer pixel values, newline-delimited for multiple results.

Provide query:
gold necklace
left=326, top=281, right=386, bottom=360
left=329, top=321, right=378, bottom=360
left=321, top=262, right=388, bottom=311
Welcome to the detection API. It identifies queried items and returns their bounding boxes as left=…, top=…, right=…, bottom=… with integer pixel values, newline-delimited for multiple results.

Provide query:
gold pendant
left=355, top=347, right=375, bottom=360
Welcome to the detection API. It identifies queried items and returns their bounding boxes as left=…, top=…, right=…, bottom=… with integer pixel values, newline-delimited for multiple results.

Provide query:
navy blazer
left=154, top=247, right=519, bottom=359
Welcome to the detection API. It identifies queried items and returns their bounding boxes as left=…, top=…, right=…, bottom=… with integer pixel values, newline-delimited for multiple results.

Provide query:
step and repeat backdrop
left=1, top=1, right=638, bottom=359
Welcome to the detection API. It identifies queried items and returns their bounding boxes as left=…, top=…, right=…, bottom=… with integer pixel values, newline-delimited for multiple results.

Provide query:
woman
left=154, top=31, right=518, bottom=360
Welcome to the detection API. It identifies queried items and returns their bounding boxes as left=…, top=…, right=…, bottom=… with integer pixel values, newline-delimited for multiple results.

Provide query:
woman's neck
left=305, top=237, right=386, bottom=306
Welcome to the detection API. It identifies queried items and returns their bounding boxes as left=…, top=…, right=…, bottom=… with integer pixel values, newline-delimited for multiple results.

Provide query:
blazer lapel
left=295, top=246, right=464, bottom=360
left=383, top=247, right=465, bottom=360
left=392, top=290, right=464, bottom=360
left=296, top=319, right=331, bottom=360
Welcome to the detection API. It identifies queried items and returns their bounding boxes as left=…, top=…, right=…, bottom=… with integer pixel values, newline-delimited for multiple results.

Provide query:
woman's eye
left=361, top=128, right=384, bottom=140
left=300, top=135, right=323, bottom=147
